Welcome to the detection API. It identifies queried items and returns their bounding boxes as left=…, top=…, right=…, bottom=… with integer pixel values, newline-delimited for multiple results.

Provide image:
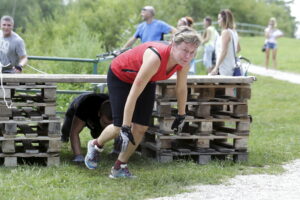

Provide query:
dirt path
left=248, top=65, right=300, bottom=84
left=149, top=160, right=300, bottom=200
left=148, top=66, right=300, bottom=200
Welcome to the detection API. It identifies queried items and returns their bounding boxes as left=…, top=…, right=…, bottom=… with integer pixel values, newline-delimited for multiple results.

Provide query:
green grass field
left=1, top=36, right=300, bottom=200
left=239, top=36, right=300, bottom=73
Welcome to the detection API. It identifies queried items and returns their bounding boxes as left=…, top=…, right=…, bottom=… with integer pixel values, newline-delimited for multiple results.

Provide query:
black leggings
left=107, top=67, right=156, bottom=127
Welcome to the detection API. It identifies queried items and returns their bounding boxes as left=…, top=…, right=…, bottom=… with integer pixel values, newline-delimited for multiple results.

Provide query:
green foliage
left=0, top=0, right=64, bottom=32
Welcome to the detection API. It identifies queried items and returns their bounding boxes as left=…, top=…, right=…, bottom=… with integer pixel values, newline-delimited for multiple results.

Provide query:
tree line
left=0, top=0, right=296, bottom=74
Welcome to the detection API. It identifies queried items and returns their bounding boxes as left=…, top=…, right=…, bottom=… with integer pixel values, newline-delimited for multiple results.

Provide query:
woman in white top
left=210, top=9, right=240, bottom=76
left=264, top=17, right=283, bottom=69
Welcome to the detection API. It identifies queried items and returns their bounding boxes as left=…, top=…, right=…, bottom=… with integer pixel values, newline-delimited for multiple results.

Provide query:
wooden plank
left=48, top=122, right=61, bottom=136
left=234, top=138, right=248, bottom=150
left=0, top=106, right=12, bottom=117
left=211, top=143, right=235, bottom=153
left=4, top=157, right=17, bottom=167
left=156, top=105, right=172, bottom=116
left=0, top=119, right=60, bottom=124
left=197, top=155, right=211, bottom=165
left=47, top=140, right=61, bottom=152
left=0, top=136, right=60, bottom=141
left=1, top=74, right=256, bottom=84
left=195, top=105, right=211, bottom=118
left=2, top=140, right=15, bottom=153
left=0, top=88, right=11, bottom=98
left=4, top=123, right=17, bottom=135
left=47, top=156, right=60, bottom=166
left=42, top=88, right=56, bottom=101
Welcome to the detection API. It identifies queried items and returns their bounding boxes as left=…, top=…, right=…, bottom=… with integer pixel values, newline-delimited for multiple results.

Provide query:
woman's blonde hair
left=219, top=9, right=235, bottom=29
left=269, top=17, right=277, bottom=27
left=172, top=26, right=201, bottom=47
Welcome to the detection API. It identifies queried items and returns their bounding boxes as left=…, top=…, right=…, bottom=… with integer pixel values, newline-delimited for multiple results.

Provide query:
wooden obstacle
left=140, top=75, right=256, bottom=164
left=0, top=74, right=107, bottom=167
left=0, top=74, right=255, bottom=166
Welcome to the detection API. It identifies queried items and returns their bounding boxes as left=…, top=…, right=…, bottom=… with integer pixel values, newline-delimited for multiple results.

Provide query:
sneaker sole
left=84, top=159, right=96, bottom=170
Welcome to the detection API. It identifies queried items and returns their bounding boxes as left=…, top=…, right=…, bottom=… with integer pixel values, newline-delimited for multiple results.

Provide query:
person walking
left=84, top=27, right=201, bottom=178
left=201, top=16, right=219, bottom=73
left=264, top=17, right=283, bottom=69
left=123, top=6, right=176, bottom=48
left=209, top=9, right=240, bottom=76
left=61, top=93, right=113, bottom=163
left=0, top=15, right=27, bottom=73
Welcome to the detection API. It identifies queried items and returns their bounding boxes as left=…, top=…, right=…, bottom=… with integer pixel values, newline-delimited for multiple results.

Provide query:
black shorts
left=107, top=67, right=156, bottom=127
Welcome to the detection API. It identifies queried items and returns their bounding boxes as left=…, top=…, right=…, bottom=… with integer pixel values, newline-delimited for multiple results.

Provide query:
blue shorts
left=266, top=42, right=277, bottom=49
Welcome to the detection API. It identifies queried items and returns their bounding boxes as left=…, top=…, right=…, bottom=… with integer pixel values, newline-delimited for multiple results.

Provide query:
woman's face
left=203, top=19, right=209, bottom=28
left=269, top=19, right=275, bottom=27
left=177, top=19, right=186, bottom=28
left=172, top=42, right=198, bottom=67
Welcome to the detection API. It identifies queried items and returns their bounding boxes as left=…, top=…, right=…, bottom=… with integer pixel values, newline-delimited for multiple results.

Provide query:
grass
left=239, top=36, right=300, bottom=73
left=1, top=37, right=300, bottom=200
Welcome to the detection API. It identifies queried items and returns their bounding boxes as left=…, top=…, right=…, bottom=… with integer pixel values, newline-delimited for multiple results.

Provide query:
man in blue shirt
left=123, top=6, right=176, bottom=48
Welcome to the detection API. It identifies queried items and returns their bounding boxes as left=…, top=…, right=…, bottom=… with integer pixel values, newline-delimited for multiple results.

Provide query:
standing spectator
left=209, top=9, right=240, bottom=76
left=264, top=17, right=283, bottom=69
left=0, top=15, right=27, bottom=73
left=123, top=6, right=176, bottom=48
left=177, top=16, right=197, bottom=74
left=84, top=27, right=201, bottom=178
left=61, top=93, right=113, bottom=163
left=201, top=16, right=219, bottom=73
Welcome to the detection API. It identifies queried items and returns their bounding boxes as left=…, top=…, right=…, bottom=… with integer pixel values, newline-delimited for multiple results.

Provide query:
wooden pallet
left=0, top=153, right=60, bottom=167
left=141, top=142, right=248, bottom=164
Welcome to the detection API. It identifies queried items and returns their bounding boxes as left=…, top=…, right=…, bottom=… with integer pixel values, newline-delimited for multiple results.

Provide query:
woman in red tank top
left=84, top=26, right=201, bottom=178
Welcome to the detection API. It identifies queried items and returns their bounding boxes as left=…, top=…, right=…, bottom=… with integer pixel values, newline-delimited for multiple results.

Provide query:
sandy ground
left=148, top=66, right=300, bottom=200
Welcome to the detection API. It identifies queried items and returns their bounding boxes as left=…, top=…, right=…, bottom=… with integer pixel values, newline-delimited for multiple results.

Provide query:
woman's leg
left=117, top=123, right=148, bottom=163
left=272, top=48, right=277, bottom=69
left=265, top=48, right=270, bottom=69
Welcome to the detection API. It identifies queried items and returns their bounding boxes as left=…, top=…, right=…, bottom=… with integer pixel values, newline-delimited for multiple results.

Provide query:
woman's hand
left=209, top=67, right=218, bottom=75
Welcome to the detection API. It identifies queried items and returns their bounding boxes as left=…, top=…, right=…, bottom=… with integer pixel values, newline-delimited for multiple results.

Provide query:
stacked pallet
left=0, top=82, right=61, bottom=167
left=141, top=76, right=255, bottom=164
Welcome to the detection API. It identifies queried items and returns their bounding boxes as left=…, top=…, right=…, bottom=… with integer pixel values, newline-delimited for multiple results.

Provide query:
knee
left=132, top=124, right=148, bottom=135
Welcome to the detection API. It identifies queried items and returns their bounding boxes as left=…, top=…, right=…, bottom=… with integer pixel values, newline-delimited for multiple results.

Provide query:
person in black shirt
left=61, top=93, right=113, bottom=163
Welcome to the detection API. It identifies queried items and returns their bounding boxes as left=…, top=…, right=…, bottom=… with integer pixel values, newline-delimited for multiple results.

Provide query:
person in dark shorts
left=84, top=26, right=201, bottom=178
left=61, top=93, right=113, bottom=163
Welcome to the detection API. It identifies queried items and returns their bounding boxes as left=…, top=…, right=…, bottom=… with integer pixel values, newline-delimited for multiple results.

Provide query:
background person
left=209, top=9, right=240, bottom=76
left=264, top=17, right=283, bottom=69
left=177, top=16, right=194, bottom=27
left=84, top=27, right=201, bottom=178
left=0, top=15, right=27, bottom=73
left=201, top=16, right=219, bottom=73
left=61, top=93, right=113, bottom=163
left=123, top=5, right=176, bottom=48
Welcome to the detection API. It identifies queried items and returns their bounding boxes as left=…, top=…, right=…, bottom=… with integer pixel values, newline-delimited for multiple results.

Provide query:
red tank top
left=111, top=42, right=183, bottom=83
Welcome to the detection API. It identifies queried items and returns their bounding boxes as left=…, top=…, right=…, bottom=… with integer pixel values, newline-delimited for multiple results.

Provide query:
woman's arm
left=122, top=49, right=161, bottom=126
left=176, top=65, right=189, bottom=115
left=210, top=30, right=231, bottom=75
